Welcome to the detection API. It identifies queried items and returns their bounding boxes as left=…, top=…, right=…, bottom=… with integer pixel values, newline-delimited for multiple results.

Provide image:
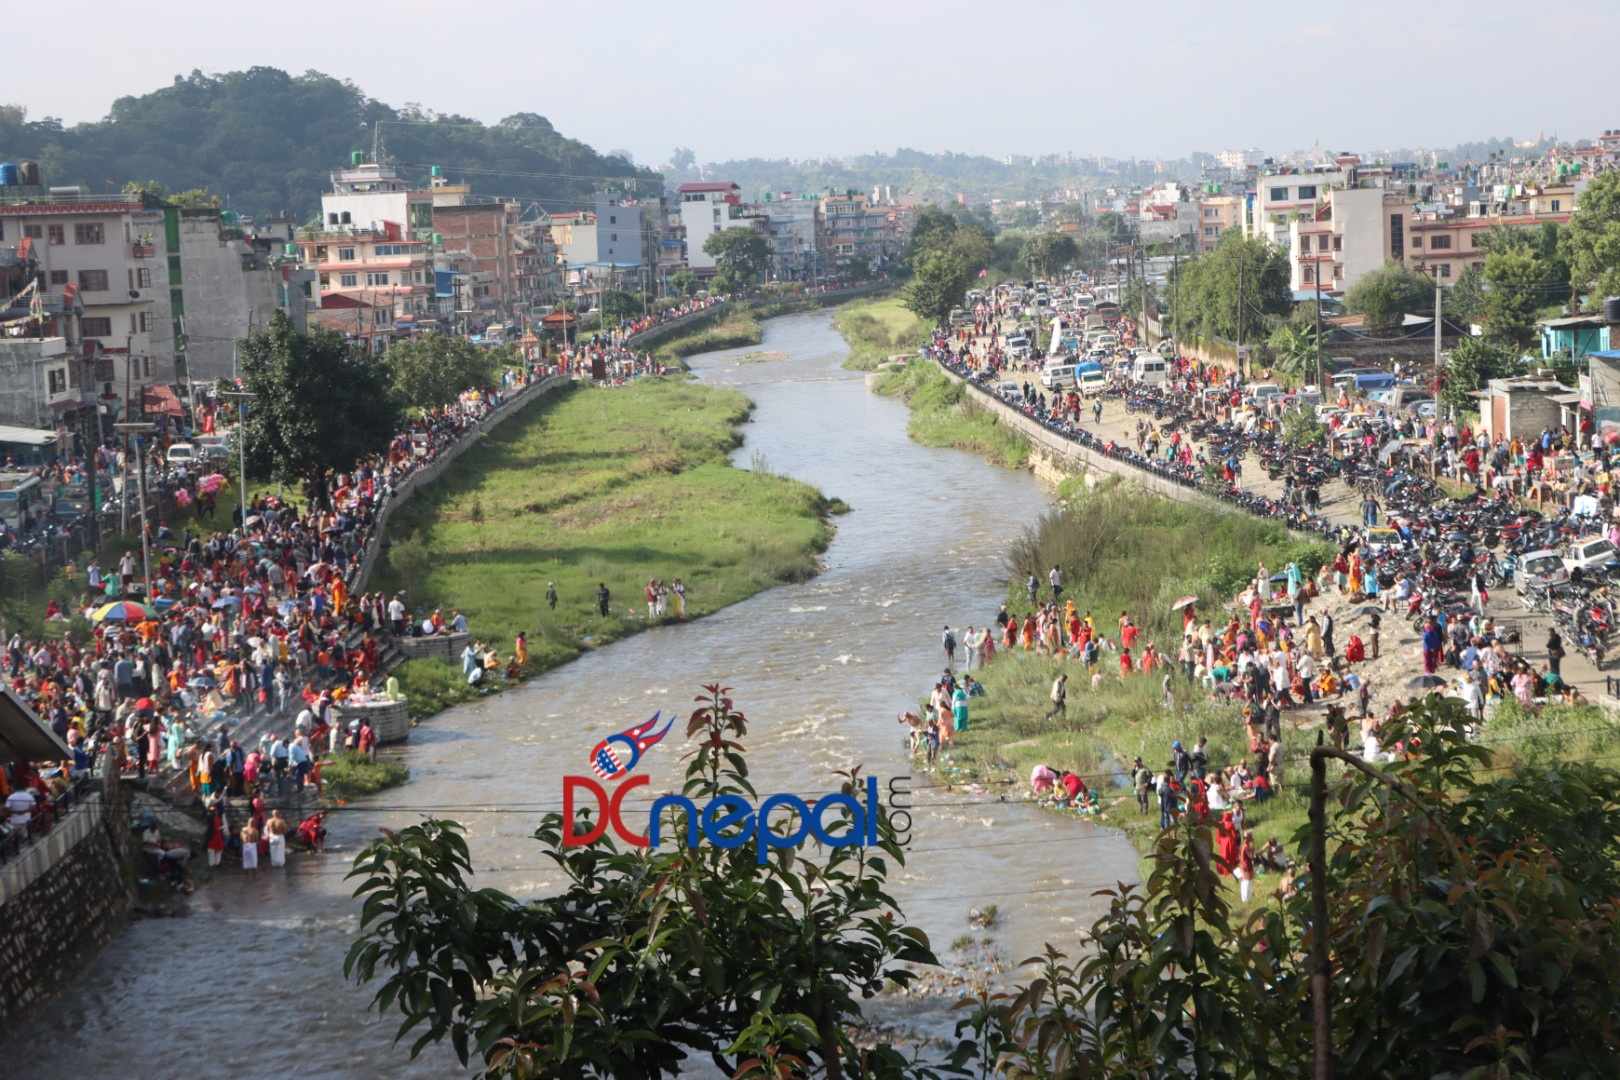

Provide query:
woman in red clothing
left=1118, top=648, right=1134, bottom=676
left=1215, top=811, right=1240, bottom=874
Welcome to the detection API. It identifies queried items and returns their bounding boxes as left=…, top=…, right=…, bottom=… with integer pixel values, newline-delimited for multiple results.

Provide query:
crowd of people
left=0, top=360, right=564, bottom=875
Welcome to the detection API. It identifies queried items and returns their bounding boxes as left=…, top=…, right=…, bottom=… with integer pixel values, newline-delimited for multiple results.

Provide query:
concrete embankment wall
left=0, top=771, right=131, bottom=1026
left=935, top=362, right=1237, bottom=515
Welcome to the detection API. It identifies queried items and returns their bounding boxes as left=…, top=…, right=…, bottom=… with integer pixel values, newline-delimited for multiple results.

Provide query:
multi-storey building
left=1247, top=168, right=1351, bottom=252
left=321, top=158, right=435, bottom=240
left=0, top=178, right=174, bottom=415
left=1287, top=188, right=1412, bottom=295
left=296, top=226, right=432, bottom=349
left=1195, top=195, right=1244, bottom=252
left=175, top=209, right=314, bottom=380
left=819, top=190, right=887, bottom=267
left=678, top=182, right=743, bottom=273
left=432, top=201, right=519, bottom=316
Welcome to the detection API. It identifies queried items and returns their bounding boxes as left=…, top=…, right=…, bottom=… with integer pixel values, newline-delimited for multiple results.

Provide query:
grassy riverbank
left=375, top=378, right=841, bottom=718
left=650, top=309, right=764, bottom=364
left=870, top=360, right=1030, bottom=468
left=833, top=295, right=931, bottom=370
left=938, top=481, right=1334, bottom=900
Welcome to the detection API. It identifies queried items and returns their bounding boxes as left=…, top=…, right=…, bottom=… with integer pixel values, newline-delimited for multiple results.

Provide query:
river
left=7, top=311, right=1139, bottom=1078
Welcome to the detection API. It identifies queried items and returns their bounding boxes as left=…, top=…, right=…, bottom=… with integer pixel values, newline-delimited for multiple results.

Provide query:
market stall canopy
left=0, top=685, right=71, bottom=767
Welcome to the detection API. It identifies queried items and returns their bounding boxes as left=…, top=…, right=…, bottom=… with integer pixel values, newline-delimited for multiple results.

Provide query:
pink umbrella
left=174, top=488, right=193, bottom=507
left=198, top=474, right=227, bottom=495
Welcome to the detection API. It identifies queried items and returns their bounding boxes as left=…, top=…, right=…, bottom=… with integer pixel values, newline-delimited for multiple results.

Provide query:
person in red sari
left=1215, top=811, right=1240, bottom=875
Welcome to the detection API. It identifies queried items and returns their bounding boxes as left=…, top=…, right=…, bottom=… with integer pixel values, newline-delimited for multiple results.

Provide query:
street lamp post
left=112, top=420, right=155, bottom=602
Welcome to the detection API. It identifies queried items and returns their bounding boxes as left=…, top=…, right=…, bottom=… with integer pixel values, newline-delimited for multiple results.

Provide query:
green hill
left=0, top=67, right=657, bottom=220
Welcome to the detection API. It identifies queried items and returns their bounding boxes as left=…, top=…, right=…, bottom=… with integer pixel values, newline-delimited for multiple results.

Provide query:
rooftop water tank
left=0, top=163, right=17, bottom=186
left=351, top=150, right=364, bottom=166
left=18, top=160, right=39, bottom=186
left=284, top=243, right=299, bottom=257
left=430, top=165, right=442, bottom=178
left=1605, top=297, right=1620, bottom=324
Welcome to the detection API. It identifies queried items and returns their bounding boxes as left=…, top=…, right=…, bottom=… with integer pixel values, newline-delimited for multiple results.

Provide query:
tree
left=975, top=699, right=1620, bottom=1078
left=383, top=333, right=499, bottom=412
left=1345, top=261, right=1433, bottom=334
left=1482, top=246, right=1546, bottom=352
left=1442, top=334, right=1516, bottom=412
left=704, top=227, right=770, bottom=292
left=905, top=206, right=959, bottom=266
left=597, top=289, right=642, bottom=323
left=238, top=311, right=401, bottom=509
left=1020, top=233, right=1078, bottom=279
left=669, top=268, right=697, bottom=297
left=1446, top=263, right=1489, bottom=325
left=1172, top=232, right=1292, bottom=343
left=1562, top=170, right=1620, bottom=306
left=344, top=685, right=937, bottom=1077
left=668, top=146, right=697, bottom=174
left=902, top=248, right=972, bottom=323
left=1267, top=321, right=1319, bottom=378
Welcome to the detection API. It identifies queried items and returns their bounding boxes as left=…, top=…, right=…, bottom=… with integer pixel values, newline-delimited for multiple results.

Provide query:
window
left=366, top=271, right=390, bottom=286
left=81, top=316, right=112, bottom=337
left=318, top=273, right=330, bottom=288
left=340, top=211, right=351, bottom=224
left=1439, top=264, right=1451, bottom=279
left=328, top=213, right=339, bottom=225
left=1203, top=225, right=1217, bottom=237
left=1269, top=186, right=1289, bottom=202
left=340, top=273, right=358, bottom=287
left=1472, top=261, right=1484, bottom=272
left=1429, top=235, right=1451, bottom=250
left=1303, top=265, right=1315, bottom=283
left=1333, top=236, right=1342, bottom=251
left=128, top=267, right=153, bottom=289
left=47, top=224, right=64, bottom=245
left=23, top=224, right=42, bottom=239
left=48, top=369, right=66, bottom=395
left=610, top=214, right=617, bottom=224
left=1318, top=234, right=1331, bottom=251
left=610, top=233, right=617, bottom=242
left=1204, top=207, right=1216, bottom=218
left=1551, top=199, right=1562, bottom=212
left=1411, top=234, right=1423, bottom=248
left=129, top=313, right=138, bottom=334
left=338, top=247, right=356, bottom=261
left=139, top=312, right=149, bottom=332
left=74, top=223, right=105, bottom=244
left=48, top=270, right=68, bottom=285
left=1297, top=185, right=1317, bottom=200
left=78, top=269, right=109, bottom=291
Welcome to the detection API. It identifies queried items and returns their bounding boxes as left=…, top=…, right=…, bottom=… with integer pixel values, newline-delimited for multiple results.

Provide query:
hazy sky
left=15, top=0, right=1619, bottom=167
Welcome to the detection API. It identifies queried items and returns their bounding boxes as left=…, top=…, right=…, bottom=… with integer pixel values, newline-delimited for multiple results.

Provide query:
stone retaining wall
left=0, top=773, right=131, bottom=1026
left=936, top=362, right=1236, bottom=515
left=395, top=631, right=471, bottom=661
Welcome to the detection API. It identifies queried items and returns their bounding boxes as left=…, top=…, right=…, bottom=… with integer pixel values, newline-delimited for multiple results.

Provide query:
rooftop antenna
left=371, top=121, right=388, bottom=167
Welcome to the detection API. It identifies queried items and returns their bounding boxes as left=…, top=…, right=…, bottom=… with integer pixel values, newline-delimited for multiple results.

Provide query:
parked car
left=165, top=443, right=198, bottom=469
left=1078, top=369, right=1109, bottom=396
left=1563, top=536, right=1619, bottom=577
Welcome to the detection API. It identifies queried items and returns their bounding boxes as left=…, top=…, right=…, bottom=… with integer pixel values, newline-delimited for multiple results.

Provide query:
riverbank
left=374, top=377, right=842, bottom=718
left=650, top=308, right=764, bottom=364
left=931, top=480, right=1333, bottom=901
left=870, top=359, right=1029, bottom=468
left=833, top=295, right=930, bottom=370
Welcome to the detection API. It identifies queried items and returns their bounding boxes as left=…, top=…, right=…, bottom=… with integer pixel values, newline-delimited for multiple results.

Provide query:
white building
left=677, top=181, right=742, bottom=272
left=321, top=160, right=434, bottom=239
left=176, top=210, right=315, bottom=380
left=1248, top=169, right=1350, bottom=252
left=1287, top=188, right=1410, bottom=295
left=0, top=187, right=173, bottom=396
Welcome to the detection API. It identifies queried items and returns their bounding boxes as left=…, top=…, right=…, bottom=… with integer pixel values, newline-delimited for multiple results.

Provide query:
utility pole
left=220, top=389, right=254, bottom=529
left=1314, top=254, right=1324, bottom=390
left=1236, top=250, right=1246, bottom=379
left=120, top=340, right=133, bottom=536
left=1433, top=272, right=1444, bottom=415
left=113, top=421, right=155, bottom=602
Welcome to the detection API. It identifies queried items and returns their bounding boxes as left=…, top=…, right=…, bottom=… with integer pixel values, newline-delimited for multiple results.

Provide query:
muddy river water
left=8, top=311, right=1139, bottom=1078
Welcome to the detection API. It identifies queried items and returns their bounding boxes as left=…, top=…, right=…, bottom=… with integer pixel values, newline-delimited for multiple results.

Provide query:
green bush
left=321, top=751, right=409, bottom=799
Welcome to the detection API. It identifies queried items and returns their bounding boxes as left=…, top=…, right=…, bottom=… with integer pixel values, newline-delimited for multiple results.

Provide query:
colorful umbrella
left=1170, top=595, right=1199, bottom=611
left=199, top=473, right=227, bottom=495
left=90, top=600, right=157, bottom=623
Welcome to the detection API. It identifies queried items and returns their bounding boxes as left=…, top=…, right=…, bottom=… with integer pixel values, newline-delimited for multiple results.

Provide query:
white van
left=1078, top=370, right=1109, bottom=397
left=1133, top=356, right=1169, bottom=386
left=1041, top=364, right=1077, bottom=390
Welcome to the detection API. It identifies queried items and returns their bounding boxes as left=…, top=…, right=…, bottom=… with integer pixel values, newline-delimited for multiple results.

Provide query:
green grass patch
left=372, top=378, right=838, bottom=719
left=870, top=360, right=1029, bottom=468
left=833, top=295, right=931, bottom=371
left=651, top=310, right=764, bottom=364
left=321, top=751, right=410, bottom=800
